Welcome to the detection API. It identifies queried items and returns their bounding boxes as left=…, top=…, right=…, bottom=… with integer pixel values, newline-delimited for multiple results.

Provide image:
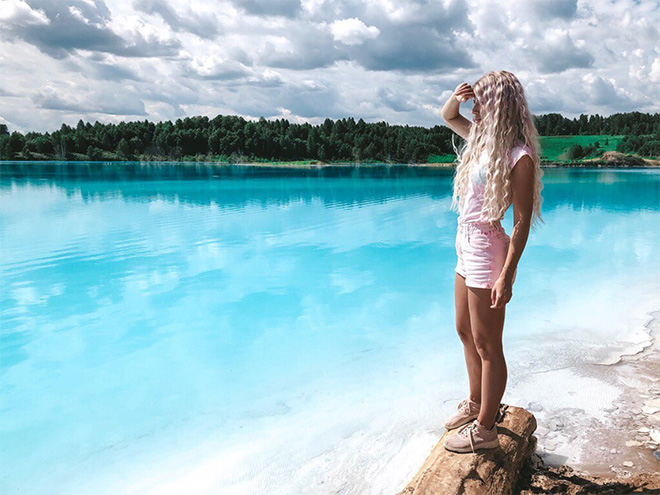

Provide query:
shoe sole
left=444, top=413, right=479, bottom=431
left=443, top=438, right=499, bottom=453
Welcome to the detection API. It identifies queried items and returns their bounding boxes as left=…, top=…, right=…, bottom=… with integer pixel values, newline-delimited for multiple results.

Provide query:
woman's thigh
left=467, top=286, right=506, bottom=350
left=455, top=272, right=471, bottom=336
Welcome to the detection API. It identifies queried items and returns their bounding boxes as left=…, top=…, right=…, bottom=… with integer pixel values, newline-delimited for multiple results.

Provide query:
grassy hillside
left=539, top=135, right=625, bottom=161
left=427, top=135, right=628, bottom=164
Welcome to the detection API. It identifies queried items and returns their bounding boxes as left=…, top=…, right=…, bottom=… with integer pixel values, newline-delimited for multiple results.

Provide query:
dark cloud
left=33, top=87, right=146, bottom=115
left=228, top=80, right=338, bottom=119
left=257, top=25, right=349, bottom=70
left=280, top=82, right=337, bottom=118
left=584, top=75, right=633, bottom=108
left=0, top=88, right=18, bottom=97
left=533, top=32, right=594, bottom=73
left=133, top=0, right=221, bottom=39
left=256, top=0, right=475, bottom=73
left=140, top=84, right=201, bottom=107
left=97, top=93, right=147, bottom=115
left=0, top=0, right=181, bottom=59
left=530, top=0, right=578, bottom=20
left=33, top=90, right=90, bottom=112
left=91, top=61, right=142, bottom=81
left=378, top=88, right=416, bottom=112
left=349, top=26, right=475, bottom=72
left=231, top=0, right=302, bottom=18
left=348, top=0, right=475, bottom=73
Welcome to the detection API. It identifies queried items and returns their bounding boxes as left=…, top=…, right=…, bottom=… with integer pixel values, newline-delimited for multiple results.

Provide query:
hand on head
left=453, top=82, right=476, bottom=103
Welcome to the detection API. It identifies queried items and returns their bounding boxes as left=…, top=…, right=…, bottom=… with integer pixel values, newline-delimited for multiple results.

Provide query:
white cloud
left=649, top=58, right=660, bottom=84
left=0, top=0, right=50, bottom=26
left=329, top=17, right=380, bottom=45
left=68, top=5, right=90, bottom=24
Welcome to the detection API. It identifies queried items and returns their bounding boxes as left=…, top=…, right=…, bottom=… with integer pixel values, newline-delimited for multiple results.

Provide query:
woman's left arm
left=491, top=155, right=535, bottom=308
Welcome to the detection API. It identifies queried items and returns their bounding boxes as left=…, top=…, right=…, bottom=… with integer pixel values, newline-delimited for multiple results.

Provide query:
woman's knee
left=456, top=323, right=473, bottom=344
left=472, top=335, right=503, bottom=360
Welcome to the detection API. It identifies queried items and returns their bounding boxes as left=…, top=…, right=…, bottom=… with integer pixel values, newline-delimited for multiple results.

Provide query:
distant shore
left=1, top=151, right=658, bottom=168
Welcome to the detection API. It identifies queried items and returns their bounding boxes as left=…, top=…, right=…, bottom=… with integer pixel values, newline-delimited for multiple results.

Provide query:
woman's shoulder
left=509, top=141, right=533, bottom=169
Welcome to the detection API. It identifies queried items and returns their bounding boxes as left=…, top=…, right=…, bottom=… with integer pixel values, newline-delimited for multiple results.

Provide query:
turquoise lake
left=1, top=162, right=659, bottom=494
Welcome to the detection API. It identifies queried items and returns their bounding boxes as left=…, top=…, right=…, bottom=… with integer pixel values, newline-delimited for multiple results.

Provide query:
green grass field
left=427, top=135, right=628, bottom=163
left=538, top=135, right=625, bottom=161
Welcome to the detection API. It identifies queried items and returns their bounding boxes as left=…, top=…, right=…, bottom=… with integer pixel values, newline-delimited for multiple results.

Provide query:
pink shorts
left=455, top=220, right=517, bottom=289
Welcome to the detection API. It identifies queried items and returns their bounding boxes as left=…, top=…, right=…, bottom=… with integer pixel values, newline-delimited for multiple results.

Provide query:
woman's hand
left=490, top=276, right=513, bottom=309
left=453, top=83, right=475, bottom=103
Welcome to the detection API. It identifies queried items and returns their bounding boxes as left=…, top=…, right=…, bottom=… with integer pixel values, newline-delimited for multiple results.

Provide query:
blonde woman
left=439, top=71, right=545, bottom=453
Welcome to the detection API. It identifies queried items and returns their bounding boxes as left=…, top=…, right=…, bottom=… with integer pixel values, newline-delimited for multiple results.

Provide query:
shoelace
left=458, top=399, right=470, bottom=414
left=458, top=421, right=478, bottom=453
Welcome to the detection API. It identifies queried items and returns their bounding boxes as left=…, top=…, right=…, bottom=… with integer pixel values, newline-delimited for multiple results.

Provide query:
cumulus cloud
left=133, top=0, right=221, bottom=39
left=329, top=18, right=380, bottom=45
left=33, top=86, right=147, bottom=116
left=231, top=0, right=302, bottom=18
left=0, top=0, right=181, bottom=59
left=650, top=58, right=660, bottom=84
left=0, top=0, right=657, bottom=133
left=581, top=73, right=634, bottom=109
left=378, top=87, right=416, bottom=112
left=529, top=0, right=578, bottom=20
left=532, top=28, right=594, bottom=73
left=0, top=0, right=49, bottom=26
left=184, top=53, right=252, bottom=80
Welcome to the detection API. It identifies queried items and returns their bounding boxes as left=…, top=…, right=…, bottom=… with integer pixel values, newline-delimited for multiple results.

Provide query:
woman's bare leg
left=467, top=285, right=507, bottom=429
left=455, top=273, right=482, bottom=403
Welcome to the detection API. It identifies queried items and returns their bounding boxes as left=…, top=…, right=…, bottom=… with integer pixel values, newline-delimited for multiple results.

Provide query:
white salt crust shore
left=506, top=305, right=660, bottom=477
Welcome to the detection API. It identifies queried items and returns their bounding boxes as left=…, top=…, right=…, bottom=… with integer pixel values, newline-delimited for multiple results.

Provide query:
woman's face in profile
left=471, top=97, right=482, bottom=125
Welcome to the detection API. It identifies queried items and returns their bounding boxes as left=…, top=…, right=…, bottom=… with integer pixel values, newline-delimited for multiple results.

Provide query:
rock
left=654, top=450, right=660, bottom=462
left=651, top=430, right=660, bottom=443
left=610, top=448, right=617, bottom=454
left=534, top=425, right=549, bottom=437
left=623, top=461, right=634, bottom=467
left=548, top=419, right=564, bottom=431
left=517, top=464, right=660, bottom=495
left=625, top=440, right=642, bottom=447
left=397, top=404, right=536, bottom=495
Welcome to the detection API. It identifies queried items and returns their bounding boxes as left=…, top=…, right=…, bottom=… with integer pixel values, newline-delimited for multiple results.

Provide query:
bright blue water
left=1, top=162, right=659, bottom=494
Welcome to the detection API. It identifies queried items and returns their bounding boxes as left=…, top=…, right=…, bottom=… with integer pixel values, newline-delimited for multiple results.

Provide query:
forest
left=0, top=111, right=658, bottom=163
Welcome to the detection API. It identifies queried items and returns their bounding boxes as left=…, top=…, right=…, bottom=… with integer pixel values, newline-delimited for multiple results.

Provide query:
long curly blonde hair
left=450, top=70, right=545, bottom=232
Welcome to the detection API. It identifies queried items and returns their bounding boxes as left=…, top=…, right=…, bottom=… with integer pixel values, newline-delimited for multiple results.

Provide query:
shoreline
left=520, top=305, right=660, bottom=478
left=572, top=307, right=660, bottom=477
left=1, top=151, right=659, bottom=169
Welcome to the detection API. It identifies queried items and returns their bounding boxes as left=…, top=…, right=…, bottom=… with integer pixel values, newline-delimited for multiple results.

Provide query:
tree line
left=0, top=111, right=658, bottom=163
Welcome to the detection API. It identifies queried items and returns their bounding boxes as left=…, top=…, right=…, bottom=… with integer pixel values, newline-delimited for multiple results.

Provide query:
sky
left=0, top=0, right=658, bottom=134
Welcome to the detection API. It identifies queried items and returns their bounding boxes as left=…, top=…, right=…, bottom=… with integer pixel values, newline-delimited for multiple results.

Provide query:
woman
left=439, top=70, right=545, bottom=453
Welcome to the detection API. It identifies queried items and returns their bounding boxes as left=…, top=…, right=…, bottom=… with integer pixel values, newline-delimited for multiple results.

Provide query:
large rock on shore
left=397, top=404, right=536, bottom=495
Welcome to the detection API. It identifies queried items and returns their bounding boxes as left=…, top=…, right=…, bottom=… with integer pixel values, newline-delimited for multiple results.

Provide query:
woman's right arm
left=440, top=83, right=474, bottom=140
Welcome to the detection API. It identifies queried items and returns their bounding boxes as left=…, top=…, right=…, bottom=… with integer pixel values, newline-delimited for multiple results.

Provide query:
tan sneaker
left=443, top=419, right=499, bottom=453
left=444, top=398, right=481, bottom=430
